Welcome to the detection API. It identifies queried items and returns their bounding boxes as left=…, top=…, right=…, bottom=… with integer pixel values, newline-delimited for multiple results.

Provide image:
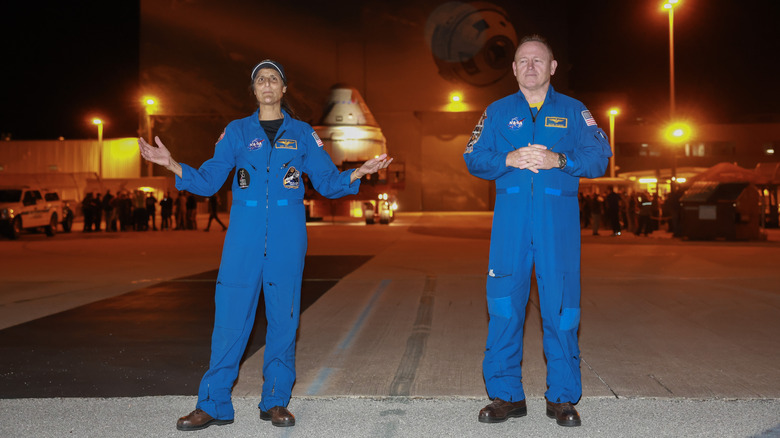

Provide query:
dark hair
left=281, top=98, right=299, bottom=120
left=518, top=34, right=554, bottom=60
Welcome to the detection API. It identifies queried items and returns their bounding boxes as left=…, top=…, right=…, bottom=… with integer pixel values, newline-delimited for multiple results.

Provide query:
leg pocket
left=558, top=271, right=581, bottom=331
left=559, top=307, right=580, bottom=331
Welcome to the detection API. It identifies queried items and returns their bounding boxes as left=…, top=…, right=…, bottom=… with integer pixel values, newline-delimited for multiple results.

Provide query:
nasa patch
left=283, top=166, right=300, bottom=189
left=312, top=131, right=324, bottom=147
left=247, top=138, right=264, bottom=151
left=237, top=168, right=250, bottom=189
left=465, top=111, right=487, bottom=154
left=507, top=117, right=524, bottom=130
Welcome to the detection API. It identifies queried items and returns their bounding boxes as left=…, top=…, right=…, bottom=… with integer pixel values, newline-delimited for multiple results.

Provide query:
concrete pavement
left=1, top=212, right=779, bottom=437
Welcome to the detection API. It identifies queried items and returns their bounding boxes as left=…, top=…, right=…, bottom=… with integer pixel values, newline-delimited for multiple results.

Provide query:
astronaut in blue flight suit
left=464, top=36, right=611, bottom=427
left=139, top=60, right=391, bottom=431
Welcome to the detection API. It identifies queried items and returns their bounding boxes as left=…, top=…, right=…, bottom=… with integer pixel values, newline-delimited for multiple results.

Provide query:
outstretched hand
left=138, top=136, right=182, bottom=177
left=352, top=153, right=393, bottom=183
left=138, top=136, right=172, bottom=166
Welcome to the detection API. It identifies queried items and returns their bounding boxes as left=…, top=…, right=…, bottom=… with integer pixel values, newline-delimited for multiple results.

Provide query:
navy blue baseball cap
left=251, top=59, right=287, bottom=85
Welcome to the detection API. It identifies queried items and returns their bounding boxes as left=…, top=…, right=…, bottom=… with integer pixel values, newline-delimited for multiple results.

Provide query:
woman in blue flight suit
left=139, top=60, right=391, bottom=431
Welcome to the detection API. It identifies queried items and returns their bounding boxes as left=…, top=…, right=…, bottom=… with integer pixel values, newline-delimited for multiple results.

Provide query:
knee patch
left=559, top=308, right=580, bottom=331
left=486, top=295, right=513, bottom=319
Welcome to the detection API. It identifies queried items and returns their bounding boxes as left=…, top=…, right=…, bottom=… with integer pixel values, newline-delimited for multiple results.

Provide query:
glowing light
left=663, top=121, right=693, bottom=143
left=446, top=92, right=466, bottom=112
left=608, top=108, right=620, bottom=116
left=662, top=0, right=679, bottom=10
left=677, top=177, right=686, bottom=183
left=143, top=96, right=159, bottom=115
left=92, top=118, right=103, bottom=125
left=639, top=178, right=658, bottom=184
left=111, top=138, right=141, bottom=160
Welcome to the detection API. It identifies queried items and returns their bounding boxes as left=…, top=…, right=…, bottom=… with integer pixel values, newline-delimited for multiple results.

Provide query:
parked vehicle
left=43, top=190, right=74, bottom=233
left=0, top=186, right=64, bottom=239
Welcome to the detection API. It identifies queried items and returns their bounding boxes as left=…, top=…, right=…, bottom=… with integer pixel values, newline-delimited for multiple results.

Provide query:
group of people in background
left=80, top=190, right=218, bottom=232
left=579, top=186, right=684, bottom=237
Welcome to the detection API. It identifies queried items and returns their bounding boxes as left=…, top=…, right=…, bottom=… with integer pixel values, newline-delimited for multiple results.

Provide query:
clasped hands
left=506, top=144, right=559, bottom=173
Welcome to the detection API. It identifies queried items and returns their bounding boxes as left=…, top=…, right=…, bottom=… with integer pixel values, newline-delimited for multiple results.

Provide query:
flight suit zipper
left=529, top=104, right=538, bottom=247
left=264, top=128, right=287, bottom=258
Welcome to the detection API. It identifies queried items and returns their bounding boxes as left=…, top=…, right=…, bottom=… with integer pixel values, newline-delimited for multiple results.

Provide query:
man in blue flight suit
left=138, top=60, right=391, bottom=430
left=464, top=35, right=611, bottom=427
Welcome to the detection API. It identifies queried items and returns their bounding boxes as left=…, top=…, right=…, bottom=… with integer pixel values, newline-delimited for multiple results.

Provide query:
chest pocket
left=274, top=148, right=305, bottom=190
left=497, top=123, right=528, bottom=152
left=546, top=128, right=573, bottom=153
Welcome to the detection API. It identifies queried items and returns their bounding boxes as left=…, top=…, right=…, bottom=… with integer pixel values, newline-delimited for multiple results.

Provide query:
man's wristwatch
left=557, top=152, right=567, bottom=169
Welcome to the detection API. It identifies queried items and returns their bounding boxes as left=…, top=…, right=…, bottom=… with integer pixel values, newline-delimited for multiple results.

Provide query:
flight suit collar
left=515, top=85, right=558, bottom=107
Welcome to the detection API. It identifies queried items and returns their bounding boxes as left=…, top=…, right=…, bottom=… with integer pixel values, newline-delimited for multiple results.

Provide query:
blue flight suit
left=175, top=109, right=359, bottom=420
left=464, top=86, right=611, bottom=404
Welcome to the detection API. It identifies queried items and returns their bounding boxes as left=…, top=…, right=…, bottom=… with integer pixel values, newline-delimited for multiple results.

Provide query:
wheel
left=45, top=213, right=58, bottom=237
left=365, top=217, right=375, bottom=225
left=9, top=217, right=22, bottom=239
left=62, top=212, right=73, bottom=233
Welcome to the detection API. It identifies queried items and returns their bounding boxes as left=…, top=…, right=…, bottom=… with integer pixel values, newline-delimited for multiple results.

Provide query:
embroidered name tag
left=545, top=117, right=568, bottom=128
left=276, top=139, right=298, bottom=149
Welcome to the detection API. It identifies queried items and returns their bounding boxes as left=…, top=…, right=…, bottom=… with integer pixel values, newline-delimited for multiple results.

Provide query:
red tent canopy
left=687, top=162, right=770, bottom=185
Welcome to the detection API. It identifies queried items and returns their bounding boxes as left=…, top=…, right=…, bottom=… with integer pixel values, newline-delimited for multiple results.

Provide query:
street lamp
left=143, top=96, right=158, bottom=176
left=446, top=91, right=466, bottom=112
left=92, top=118, right=104, bottom=178
left=607, top=108, right=619, bottom=178
left=663, top=0, right=680, bottom=116
left=663, top=121, right=692, bottom=187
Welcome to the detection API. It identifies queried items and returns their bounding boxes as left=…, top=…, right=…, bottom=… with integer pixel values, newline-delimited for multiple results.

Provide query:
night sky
left=1, top=0, right=778, bottom=141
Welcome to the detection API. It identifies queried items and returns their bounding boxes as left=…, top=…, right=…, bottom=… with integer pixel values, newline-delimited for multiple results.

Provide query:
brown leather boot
left=176, top=408, right=233, bottom=431
left=478, top=398, right=527, bottom=423
left=546, top=399, right=582, bottom=427
left=260, top=406, right=296, bottom=427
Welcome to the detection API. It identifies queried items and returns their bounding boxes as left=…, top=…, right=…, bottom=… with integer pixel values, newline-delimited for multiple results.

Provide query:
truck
left=0, top=185, right=72, bottom=239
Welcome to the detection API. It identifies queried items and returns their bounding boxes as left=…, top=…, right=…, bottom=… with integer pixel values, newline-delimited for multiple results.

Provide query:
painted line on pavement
left=306, top=279, right=392, bottom=395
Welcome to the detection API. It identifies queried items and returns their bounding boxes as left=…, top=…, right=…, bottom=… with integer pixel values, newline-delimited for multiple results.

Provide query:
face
left=252, top=68, right=287, bottom=105
left=512, top=41, right=557, bottom=93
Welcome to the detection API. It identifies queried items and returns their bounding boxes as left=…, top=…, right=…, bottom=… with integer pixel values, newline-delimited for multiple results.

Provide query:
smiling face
left=512, top=41, right=557, bottom=97
left=252, top=68, right=287, bottom=106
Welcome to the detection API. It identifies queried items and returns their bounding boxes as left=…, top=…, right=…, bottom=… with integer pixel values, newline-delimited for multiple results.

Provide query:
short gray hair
left=518, top=34, right=554, bottom=60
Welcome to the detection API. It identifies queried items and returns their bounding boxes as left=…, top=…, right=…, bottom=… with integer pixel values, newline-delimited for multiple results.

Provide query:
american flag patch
left=581, top=110, right=597, bottom=127
left=215, top=130, right=225, bottom=145
left=312, top=131, right=324, bottom=147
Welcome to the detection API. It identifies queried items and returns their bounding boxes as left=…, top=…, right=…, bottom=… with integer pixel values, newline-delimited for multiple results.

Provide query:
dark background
left=1, top=0, right=778, bottom=140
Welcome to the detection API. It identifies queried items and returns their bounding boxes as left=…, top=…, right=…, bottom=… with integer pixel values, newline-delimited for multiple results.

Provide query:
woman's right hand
left=138, top=136, right=183, bottom=177
left=138, top=136, right=172, bottom=167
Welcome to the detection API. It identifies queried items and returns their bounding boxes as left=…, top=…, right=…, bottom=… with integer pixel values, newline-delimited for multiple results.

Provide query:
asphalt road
left=1, top=212, right=779, bottom=437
